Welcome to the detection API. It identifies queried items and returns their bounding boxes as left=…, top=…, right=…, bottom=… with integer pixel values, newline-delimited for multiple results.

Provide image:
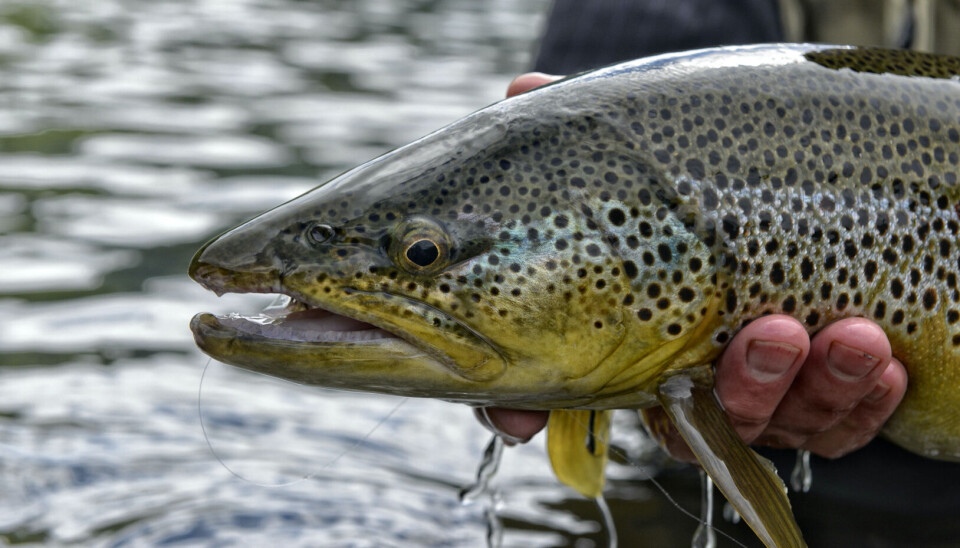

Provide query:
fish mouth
left=188, top=258, right=404, bottom=348
left=189, top=261, right=507, bottom=386
left=199, top=294, right=401, bottom=345
left=188, top=257, right=432, bottom=388
left=189, top=289, right=458, bottom=394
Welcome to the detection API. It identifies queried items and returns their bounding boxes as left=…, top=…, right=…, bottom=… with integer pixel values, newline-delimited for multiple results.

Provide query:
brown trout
left=189, top=44, right=960, bottom=547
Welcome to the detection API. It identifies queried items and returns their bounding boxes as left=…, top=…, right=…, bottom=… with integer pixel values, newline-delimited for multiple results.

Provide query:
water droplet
left=459, top=435, right=505, bottom=548
left=722, top=502, right=741, bottom=524
left=595, top=495, right=618, bottom=548
left=790, top=449, right=812, bottom=493
left=459, top=434, right=504, bottom=504
left=692, top=469, right=717, bottom=548
left=484, top=504, right=504, bottom=548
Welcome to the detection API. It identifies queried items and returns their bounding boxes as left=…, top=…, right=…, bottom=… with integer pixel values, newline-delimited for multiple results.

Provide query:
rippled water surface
left=0, top=1, right=739, bottom=546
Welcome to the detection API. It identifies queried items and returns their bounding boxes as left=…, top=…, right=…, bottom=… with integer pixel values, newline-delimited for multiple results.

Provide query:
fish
left=189, top=44, right=960, bottom=548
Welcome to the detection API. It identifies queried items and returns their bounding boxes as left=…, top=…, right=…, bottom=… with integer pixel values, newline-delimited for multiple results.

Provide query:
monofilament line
left=198, top=357, right=407, bottom=486
left=567, top=410, right=748, bottom=548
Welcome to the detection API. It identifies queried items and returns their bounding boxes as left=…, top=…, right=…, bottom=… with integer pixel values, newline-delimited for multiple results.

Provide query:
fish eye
left=392, top=217, right=451, bottom=274
left=305, top=223, right=335, bottom=246
left=405, top=239, right=440, bottom=267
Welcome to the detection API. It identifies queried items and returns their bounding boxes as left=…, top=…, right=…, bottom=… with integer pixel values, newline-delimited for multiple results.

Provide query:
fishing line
left=197, top=357, right=741, bottom=544
left=309, top=395, right=408, bottom=476
left=566, top=410, right=749, bottom=548
left=198, top=357, right=408, bottom=486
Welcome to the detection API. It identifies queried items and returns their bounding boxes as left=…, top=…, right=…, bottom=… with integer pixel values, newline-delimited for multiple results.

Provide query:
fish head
left=189, top=87, right=663, bottom=407
left=190, top=69, right=725, bottom=408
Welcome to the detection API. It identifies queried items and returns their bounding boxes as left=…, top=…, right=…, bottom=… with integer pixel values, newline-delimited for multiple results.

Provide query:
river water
left=0, top=1, right=762, bottom=546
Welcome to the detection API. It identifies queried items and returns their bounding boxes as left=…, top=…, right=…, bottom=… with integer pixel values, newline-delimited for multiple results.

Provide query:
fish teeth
left=260, top=294, right=309, bottom=320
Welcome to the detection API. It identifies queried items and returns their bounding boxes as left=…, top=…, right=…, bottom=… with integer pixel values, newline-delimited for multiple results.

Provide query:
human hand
left=644, top=315, right=907, bottom=460
left=474, top=74, right=909, bottom=461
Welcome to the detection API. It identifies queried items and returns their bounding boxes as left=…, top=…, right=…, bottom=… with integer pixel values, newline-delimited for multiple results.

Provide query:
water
left=691, top=471, right=715, bottom=548
left=458, top=435, right=505, bottom=548
left=0, top=1, right=755, bottom=546
left=790, top=450, right=812, bottom=494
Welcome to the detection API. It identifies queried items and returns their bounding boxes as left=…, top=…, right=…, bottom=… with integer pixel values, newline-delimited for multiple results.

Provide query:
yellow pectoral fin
left=546, top=409, right=613, bottom=498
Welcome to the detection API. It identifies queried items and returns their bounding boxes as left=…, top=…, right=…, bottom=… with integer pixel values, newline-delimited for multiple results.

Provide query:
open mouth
left=189, top=257, right=505, bottom=382
left=213, top=295, right=400, bottom=344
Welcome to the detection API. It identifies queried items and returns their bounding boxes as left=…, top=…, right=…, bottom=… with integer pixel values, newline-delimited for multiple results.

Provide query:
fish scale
left=190, top=44, right=960, bottom=546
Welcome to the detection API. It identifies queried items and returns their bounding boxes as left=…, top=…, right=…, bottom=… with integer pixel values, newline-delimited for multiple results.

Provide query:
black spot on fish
left=657, top=244, right=672, bottom=263
left=769, top=263, right=785, bottom=285
left=923, top=289, right=938, bottom=310
left=608, top=208, right=626, bottom=226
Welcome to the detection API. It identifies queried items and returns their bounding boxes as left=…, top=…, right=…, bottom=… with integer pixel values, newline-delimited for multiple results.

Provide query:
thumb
left=506, top=72, right=562, bottom=98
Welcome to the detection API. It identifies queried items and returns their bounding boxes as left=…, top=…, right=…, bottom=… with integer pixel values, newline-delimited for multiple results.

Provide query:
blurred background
left=0, top=1, right=742, bottom=546
left=11, top=0, right=960, bottom=546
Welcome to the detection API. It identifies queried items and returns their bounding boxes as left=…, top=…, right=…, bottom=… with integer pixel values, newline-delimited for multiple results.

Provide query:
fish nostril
left=187, top=262, right=234, bottom=296
left=306, top=223, right=336, bottom=246
left=188, top=261, right=218, bottom=286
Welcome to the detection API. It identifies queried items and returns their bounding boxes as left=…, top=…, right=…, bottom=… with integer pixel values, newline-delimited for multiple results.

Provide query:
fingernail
left=474, top=408, right=527, bottom=445
left=529, top=71, right=561, bottom=79
left=746, top=340, right=802, bottom=382
left=864, top=380, right=892, bottom=402
left=827, top=341, right=883, bottom=381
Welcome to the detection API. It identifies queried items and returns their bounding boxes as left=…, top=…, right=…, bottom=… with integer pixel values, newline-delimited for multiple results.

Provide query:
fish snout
left=189, top=231, right=283, bottom=296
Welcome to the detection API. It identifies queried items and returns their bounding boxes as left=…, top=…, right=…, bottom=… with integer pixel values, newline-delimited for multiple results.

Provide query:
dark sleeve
left=533, top=0, right=784, bottom=74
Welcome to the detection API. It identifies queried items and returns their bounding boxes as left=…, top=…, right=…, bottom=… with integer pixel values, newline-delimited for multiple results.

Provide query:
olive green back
left=805, top=47, right=960, bottom=78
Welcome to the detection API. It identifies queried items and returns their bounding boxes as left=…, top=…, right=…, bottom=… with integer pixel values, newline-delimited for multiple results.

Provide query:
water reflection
left=78, top=133, right=292, bottom=169
left=0, top=0, right=730, bottom=546
left=0, top=0, right=606, bottom=545
left=0, top=235, right=138, bottom=293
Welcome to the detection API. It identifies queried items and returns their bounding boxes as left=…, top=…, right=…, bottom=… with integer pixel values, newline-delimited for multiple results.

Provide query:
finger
left=475, top=407, right=548, bottom=444
left=645, top=315, right=808, bottom=462
left=762, top=318, right=892, bottom=446
left=800, top=358, right=908, bottom=458
left=714, top=316, right=809, bottom=443
left=506, top=72, right=561, bottom=98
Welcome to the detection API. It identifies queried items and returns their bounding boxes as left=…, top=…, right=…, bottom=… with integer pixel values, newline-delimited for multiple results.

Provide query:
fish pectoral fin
left=656, top=365, right=807, bottom=548
left=547, top=409, right=613, bottom=498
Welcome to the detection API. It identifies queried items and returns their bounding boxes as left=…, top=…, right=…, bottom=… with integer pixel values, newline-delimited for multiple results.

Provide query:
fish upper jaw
left=188, top=220, right=285, bottom=296
left=189, top=261, right=281, bottom=297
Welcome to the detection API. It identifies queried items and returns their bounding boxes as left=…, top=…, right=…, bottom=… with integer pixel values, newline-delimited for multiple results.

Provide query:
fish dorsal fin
left=805, top=47, right=960, bottom=79
left=656, top=366, right=806, bottom=548
left=546, top=409, right=613, bottom=498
